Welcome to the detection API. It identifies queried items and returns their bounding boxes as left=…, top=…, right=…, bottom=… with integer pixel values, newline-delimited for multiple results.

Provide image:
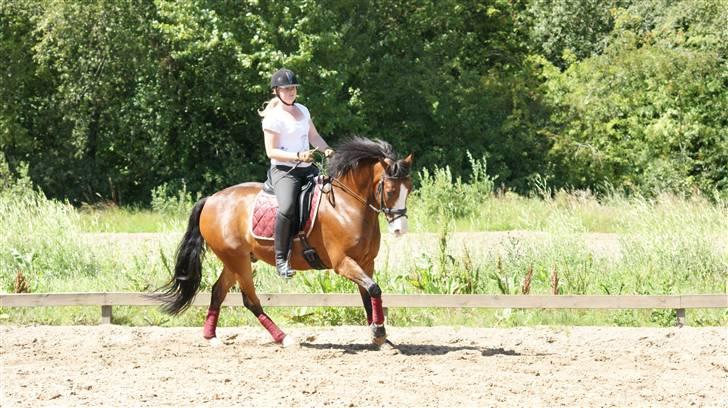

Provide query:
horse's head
left=377, top=154, right=413, bottom=236
left=328, top=137, right=415, bottom=236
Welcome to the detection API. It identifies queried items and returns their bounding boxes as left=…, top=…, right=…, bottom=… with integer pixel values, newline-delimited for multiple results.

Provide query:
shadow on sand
left=300, top=341, right=521, bottom=357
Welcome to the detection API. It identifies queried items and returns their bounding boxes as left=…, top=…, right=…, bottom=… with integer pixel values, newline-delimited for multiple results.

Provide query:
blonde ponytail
left=258, top=97, right=280, bottom=118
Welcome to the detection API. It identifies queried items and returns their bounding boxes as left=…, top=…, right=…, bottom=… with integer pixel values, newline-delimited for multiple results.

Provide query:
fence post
left=675, top=308, right=685, bottom=327
left=101, top=305, right=113, bottom=324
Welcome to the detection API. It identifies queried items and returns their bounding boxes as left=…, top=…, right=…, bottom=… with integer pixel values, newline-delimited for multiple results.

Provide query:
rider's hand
left=324, top=148, right=335, bottom=158
left=298, top=150, right=315, bottom=163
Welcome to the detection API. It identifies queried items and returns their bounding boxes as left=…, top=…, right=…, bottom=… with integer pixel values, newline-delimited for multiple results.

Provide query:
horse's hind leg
left=203, top=266, right=236, bottom=341
left=233, top=256, right=292, bottom=346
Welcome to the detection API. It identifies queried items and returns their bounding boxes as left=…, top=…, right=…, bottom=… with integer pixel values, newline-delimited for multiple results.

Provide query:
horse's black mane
left=328, top=137, right=410, bottom=178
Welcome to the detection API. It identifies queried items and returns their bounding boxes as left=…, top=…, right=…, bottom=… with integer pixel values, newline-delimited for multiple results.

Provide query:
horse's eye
left=386, top=191, right=394, bottom=199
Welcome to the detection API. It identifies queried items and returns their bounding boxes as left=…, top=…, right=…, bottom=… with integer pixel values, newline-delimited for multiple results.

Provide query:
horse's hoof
left=282, top=334, right=299, bottom=348
left=372, top=335, right=387, bottom=347
left=370, top=323, right=387, bottom=346
left=208, top=337, right=223, bottom=347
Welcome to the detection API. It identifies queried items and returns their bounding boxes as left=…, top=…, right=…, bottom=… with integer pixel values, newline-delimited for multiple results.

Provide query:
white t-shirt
left=262, top=103, right=311, bottom=167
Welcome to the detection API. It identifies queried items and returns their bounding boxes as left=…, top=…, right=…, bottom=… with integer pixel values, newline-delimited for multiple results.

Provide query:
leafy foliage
left=0, top=0, right=725, bottom=204
left=412, top=152, right=496, bottom=223
left=540, top=0, right=727, bottom=196
left=1, top=156, right=726, bottom=327
left=524, top=0, right=625, bottom=69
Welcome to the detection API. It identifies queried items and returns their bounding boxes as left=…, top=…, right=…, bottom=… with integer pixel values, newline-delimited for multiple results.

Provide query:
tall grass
left=1, top=155, right=726, bottom=327
left=77, top=181, right=199, bottom=232
left=78, top=205, right=174, bottom=233
left=0, top=163, right=99, bottom=293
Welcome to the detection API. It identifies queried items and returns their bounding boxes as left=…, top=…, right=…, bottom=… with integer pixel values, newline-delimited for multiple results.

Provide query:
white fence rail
left=1, top=292, right=726, bottom=326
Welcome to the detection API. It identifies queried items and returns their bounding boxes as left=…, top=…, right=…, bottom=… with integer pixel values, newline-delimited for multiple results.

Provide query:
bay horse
left=158, top=137, right=413, bottom=347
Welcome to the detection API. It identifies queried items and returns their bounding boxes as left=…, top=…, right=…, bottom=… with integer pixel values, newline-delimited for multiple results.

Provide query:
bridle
left=375, top=176, right=408, bottom=222
left=330, top=175, right=409, bottom=223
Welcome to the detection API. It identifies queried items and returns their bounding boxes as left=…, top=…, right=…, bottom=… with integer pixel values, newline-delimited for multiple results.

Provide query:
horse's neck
left=339, top=165, right=376, bottom=201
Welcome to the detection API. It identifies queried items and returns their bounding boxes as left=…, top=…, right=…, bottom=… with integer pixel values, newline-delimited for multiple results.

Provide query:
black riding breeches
left=269, top=164, right=319, bottom=219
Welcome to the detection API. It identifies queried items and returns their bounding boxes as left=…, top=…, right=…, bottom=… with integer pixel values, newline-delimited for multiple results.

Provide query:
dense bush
left=1, top=0, right=725, bottom=204
left=411, top=152, right=495, bottom=224
left=539, top=0, right=727, bottom=197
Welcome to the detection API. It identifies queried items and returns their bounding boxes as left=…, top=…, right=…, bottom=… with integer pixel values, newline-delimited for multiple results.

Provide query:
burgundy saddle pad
left=250, top=178, right=323, bottom=240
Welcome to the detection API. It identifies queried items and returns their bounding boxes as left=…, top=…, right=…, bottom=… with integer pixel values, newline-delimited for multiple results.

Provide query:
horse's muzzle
left=388, top=216, right=408, bottom=236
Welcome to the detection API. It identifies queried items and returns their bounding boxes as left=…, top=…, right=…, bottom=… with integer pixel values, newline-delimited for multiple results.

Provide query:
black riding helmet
left=270, top=68, right=299, bottom=106
left=270, top=68, right=299, bottom=88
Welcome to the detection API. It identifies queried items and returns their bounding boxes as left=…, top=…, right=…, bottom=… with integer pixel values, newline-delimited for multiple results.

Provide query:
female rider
left=259, top=68, right=334, bottom=278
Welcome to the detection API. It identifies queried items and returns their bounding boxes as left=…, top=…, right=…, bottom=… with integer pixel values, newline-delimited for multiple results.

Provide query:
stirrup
left=275, top=259, right=296, bottom=279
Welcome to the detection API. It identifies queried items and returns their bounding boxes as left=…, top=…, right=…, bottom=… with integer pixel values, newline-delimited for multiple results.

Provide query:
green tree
left=524, top=0, right=625, bottom=69
left=541, top=0, right=727, bottom=195
left=0, top=0, right=60, bottom=190
left=2, top=0, right=164, bottom=203
left=4, top=0, right=723, bottom=204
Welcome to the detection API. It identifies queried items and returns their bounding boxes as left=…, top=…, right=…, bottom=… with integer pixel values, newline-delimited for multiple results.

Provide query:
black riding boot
left=274, top=213, right=296, bottom=279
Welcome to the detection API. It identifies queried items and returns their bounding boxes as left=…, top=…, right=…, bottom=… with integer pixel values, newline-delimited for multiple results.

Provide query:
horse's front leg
left=337, top=257, right=387, bottom=346
left=358, top=286, right=373, bottom=325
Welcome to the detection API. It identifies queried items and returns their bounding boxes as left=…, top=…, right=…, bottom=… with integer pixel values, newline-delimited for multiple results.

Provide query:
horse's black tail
left=156, top=197, right=208, bottom=315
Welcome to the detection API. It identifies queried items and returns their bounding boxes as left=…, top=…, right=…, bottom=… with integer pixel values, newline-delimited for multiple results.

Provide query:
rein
left=330, top=175, right=408, bottom=220
left=331, top=178, right=381, bottom=213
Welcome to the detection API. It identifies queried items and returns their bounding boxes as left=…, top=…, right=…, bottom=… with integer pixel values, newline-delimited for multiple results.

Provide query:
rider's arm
left=308, top=120, right=334, bottom=157
left=308, top=120, right=330, bottom=151
left=264, top=129, right=301, bottom=162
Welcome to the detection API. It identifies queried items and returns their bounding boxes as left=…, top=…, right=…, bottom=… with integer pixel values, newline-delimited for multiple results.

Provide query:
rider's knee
left=277, top=207, right=295, bottom=220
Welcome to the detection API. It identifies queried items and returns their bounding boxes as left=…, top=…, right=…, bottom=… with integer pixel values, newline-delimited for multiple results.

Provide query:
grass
left=78, top=206, right=175, bottom=233
left=77, top=189, right=727, bottom=236
left=1, top=160, right=726, bottom=328
left=411, top=190, right=727, bottom=235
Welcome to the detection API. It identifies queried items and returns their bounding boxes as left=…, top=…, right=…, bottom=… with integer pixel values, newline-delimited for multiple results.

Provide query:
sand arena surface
left=1, top=325, right=726, bottom=407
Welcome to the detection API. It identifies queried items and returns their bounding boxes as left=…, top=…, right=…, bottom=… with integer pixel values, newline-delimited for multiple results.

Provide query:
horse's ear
left=380, top=158, right=394, bottom=168
left=403, top=153, right=414, bottom=166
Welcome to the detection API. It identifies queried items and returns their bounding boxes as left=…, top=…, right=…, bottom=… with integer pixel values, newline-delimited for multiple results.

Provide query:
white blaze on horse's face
left=388, top=183, right=409, bottom=236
